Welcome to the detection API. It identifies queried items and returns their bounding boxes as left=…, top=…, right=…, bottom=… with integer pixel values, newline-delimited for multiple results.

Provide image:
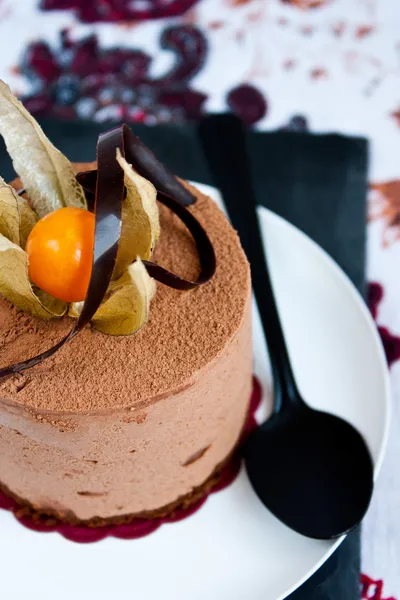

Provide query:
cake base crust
left=0, top=445, right=238, bottom=528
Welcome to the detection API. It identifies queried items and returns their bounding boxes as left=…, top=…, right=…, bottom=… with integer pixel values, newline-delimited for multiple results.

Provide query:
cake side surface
left=0, top=174, right=252, bottom=522
left=0, top=296, right=251, bottom=521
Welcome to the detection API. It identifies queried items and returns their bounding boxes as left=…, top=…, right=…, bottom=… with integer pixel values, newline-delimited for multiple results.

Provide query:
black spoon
left=198, top=114, right=374, bottom=540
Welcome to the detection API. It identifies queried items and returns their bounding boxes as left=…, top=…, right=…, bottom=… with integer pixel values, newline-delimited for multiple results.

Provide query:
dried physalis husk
left=0, top=176, right=37, bottom=249
left=89, top=259, right=156, bottom=335
left=113, top=149, right=160, bottom=279
left=0, top=235, right=67, bottom=318
left=68, top=301, right=83, bottom=320
left=0, top=80, right=86, bottom=218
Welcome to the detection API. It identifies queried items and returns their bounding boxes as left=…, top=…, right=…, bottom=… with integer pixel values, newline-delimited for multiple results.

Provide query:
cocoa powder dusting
left=0, top=182, right=250, bottom=413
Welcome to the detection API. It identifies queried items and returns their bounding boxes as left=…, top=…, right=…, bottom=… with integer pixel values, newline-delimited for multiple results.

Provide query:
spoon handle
left=198, top=114, right=300, bottom=412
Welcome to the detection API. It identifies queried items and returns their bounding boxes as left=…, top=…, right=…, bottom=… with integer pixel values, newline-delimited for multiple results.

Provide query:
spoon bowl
left=244, top=403, right=374, bottom=539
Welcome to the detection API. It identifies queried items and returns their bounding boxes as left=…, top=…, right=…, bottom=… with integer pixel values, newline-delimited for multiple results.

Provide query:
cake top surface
left=0, top=172, right=250, bottom=414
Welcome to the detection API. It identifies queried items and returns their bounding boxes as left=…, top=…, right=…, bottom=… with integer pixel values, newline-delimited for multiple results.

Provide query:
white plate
left=0, top=183, right=390, bottom=600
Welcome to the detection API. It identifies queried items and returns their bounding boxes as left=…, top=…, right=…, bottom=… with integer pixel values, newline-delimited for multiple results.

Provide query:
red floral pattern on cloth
left=368, top=283, right=400, bottom=367
left=19, top=27, right=267, bottom=125
left=20, top=26, right=208, bottom=123
left=361, top=574, right=397, bottom=600
left=40, top=0, right=200, bottom=22
left=0, top=378, right=262, bottom=544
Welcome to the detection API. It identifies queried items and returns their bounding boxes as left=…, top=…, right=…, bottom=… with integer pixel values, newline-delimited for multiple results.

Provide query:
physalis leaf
left=113, top=149, right=160, bottom=278
left=91, top=259, right=156, bottom=335
left=0, top=80, right=86, bottom=218
left=0, top=176, right=37, bottom=249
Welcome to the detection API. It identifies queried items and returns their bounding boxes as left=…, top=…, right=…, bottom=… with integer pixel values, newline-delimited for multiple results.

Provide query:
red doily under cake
left=0, top=377, right=262, bottom=543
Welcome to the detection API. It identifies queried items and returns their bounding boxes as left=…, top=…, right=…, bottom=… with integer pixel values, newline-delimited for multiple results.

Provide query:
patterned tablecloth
left=0, top=0, right=399, bottom=597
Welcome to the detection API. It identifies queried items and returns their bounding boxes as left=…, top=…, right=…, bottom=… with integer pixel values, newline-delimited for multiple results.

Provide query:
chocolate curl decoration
left=77, top=124, right=216, bottom=290
left=144, top=191, right=215, bottom=290
left=0, top=124, right=216, bottom=379
left=78, top=126, right=196, bottom=208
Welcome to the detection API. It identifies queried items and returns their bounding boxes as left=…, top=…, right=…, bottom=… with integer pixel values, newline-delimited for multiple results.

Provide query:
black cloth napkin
left=0, top=119, right=368, bottom=599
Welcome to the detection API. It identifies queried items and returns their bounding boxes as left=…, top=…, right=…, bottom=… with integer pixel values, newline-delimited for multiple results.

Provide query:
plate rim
left=193, top=181, right=391, bottom=599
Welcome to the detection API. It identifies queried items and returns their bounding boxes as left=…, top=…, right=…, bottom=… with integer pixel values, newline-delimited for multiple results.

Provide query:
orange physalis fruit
left=26, top=207, right=95, bottom=303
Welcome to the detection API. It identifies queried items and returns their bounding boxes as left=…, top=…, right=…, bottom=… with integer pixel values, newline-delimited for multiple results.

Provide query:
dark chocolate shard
left=77, top=124, right=216, bottom=290
left=144, top=191, right=215, bottom=290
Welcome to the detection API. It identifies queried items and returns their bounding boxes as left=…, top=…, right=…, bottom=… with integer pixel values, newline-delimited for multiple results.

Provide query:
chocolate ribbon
left=144, top=191, right=215, bottom=290
left=0, top=125, right=216, bottom=380
left=77, top=124, right=216, bottom=290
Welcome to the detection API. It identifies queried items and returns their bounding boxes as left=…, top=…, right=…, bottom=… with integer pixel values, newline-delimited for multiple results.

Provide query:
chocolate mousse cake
left=0, top=81, right=251, bottom=525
